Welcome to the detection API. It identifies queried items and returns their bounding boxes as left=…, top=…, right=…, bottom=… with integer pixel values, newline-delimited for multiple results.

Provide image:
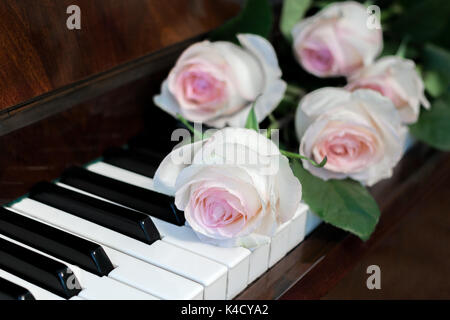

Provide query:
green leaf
left=209, top=0, right=273, bottom=44
left=245, top=107, right=259, bottom=131
left=425, top=71, right=446, bottom=98
left=390, top=0, right=450, bottom=43
left=395, top=36, right=410, bottom=58
left=291, top=160, right=380, bottom=241
left=424, top=44, right=450, bottom=85
left=279, top=0, right=312, bottom=44
left=409, top=90, right=450, bottom=151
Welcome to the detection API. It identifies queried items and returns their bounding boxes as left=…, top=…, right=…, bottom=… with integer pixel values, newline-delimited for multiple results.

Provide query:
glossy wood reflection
left=237, top=145, right=446, bottom=299
left=0, top=68, right=175, bottom=205
left=324, top=178, right=450, bottom=299
left=0, top=0, right=238, bottom=111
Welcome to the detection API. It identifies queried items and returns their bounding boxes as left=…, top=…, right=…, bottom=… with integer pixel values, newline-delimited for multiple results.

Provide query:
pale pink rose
left=346, top=56, right=430, bottom=124
left=153, top=128, right=302, bottom=247
left=153, top=34, right=286, bottom=128
left=295, top=88, right=407, bottom=186
left=292, top=1, right=383, bottom=77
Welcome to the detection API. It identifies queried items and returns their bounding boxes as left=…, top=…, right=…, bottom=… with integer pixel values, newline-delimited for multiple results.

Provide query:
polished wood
left=0, top=69, right=176, bottom=205
left=0, top=0, right=240, bottom=203
left=0, top=0, right=238, bottom=134
left=324, top=177, right=450, bottom=299
left=237, top=144, right=446, bottom=299
left=0, top=37, right=201, bottom=136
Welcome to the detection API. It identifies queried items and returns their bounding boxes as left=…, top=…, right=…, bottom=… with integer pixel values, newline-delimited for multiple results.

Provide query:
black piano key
left=103, top=147, right=160, bottom=177
left=127, top=131, right=178, bottom=158
left=29, top=182, right=161, bottom=245
left=0, top=207, right=114, bottom=277
left=60, top=166, right=185, bottom=226
left=0, top=277, right=35, bottom=300
left=0, top=237, right=81, bottom=299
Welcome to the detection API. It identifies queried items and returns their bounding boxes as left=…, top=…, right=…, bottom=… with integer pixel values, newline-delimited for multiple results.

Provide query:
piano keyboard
left=0, top=132, right=322, bottom=300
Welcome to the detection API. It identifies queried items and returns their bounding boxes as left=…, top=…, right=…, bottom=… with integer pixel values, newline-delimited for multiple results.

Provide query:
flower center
left=194, top=187, right=244, bottom=229
left=181, top=70, right=226, bottom=109
left=303, top=47, right=333, bottom=72
left=313, top=128, right=379, bottom=173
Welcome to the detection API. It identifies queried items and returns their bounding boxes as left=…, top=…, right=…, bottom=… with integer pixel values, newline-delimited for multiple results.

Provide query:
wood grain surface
left=0, top=68, right=178, bottom=205
left=237, top=145, right=448, bottom=299
left=0, top=0, right=238, bottom=112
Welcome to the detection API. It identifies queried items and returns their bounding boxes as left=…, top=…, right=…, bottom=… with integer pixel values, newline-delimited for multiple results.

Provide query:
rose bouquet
left=151, top=0, right=450, bottom=247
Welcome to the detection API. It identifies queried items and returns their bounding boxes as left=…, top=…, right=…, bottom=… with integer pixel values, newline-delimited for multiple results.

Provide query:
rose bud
left=292, top=1, right=383, bottom=77
left=346, top=56, right=430, bottom=124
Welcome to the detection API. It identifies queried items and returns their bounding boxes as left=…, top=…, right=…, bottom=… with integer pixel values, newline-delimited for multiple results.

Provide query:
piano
left=0, top=0, right=448, bottom=300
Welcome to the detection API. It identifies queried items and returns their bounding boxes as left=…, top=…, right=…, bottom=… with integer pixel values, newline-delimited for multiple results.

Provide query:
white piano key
left=58, top=180, right=270, bottom=290
left=83, top=163, right=319, bottom=290
left=247, top=204, right=309, bottom=282
left=304, top=208, right=323, bottom=236
left=0, top=233, right=156, bottom=300
left=287, top=203, right=309, bottom=252
left=247, top=236, right=270, bottom=283
left=10, top=198, right=227, bottom=299
left=81, top=162, right=289, bottom=288
left=58, top=181, right=243, bottom=299
left=74, top=266, right=158, bottom=300
left=268, top=220, right=291, bottom=268
left=0, top=268, right=64, bottom=300
left=87, top=161, right=155, bottom=190
left=105, top=246, right=203, bottom=300
left=5, top=206, right=203, bottom=300
left=70, top=162, right=254, bottom=298
left=153, top=218, right=250, bottom=299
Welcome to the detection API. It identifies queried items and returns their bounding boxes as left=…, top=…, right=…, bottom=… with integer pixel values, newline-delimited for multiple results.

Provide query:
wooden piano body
left=1, top=0, right=448, bottom=299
